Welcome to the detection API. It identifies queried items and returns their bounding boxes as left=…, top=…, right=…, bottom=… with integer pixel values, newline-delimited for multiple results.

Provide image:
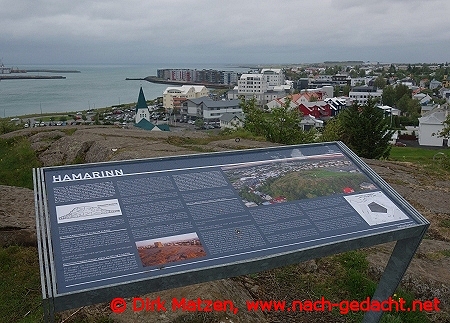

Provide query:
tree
left=374, top=75, right=387, bottom=89
left=0, top=119, right=21, bottom=134
left=406, top=99, right=421, bottom=119
left=435, top=113, right=450, bottom=140
left=396, top=94, right=411, bottom=114
left=339, top=99, right=394, bottom=159
left=93, top=113, right=101, bottom=125
left=240, top=96, right=265, bottom=136
left=241, top=97, right=316, bottom=145
left=342, top=84, right=351, bottom=96
left=264, top=102, right=316, bottom=144
left=321, top=116, right=343, bottom=142
left=381, top=85, right=396, bottom=106
left=394, top=84, right=411, bottom=101
left=388, top=64, right=396, bottom=74
left=194, top=118, right=205, bottom=129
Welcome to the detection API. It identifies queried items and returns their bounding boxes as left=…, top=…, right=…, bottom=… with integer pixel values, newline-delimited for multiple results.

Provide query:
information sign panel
left=34, top=142, right=429, bottom=322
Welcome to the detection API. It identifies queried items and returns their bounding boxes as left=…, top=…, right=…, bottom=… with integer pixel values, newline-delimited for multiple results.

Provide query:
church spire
left=135, top=87, right=147, bottom=112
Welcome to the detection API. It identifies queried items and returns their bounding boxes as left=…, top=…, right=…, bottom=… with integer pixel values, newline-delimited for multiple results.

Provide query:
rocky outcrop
left=0, top=185, right=36, bottom=247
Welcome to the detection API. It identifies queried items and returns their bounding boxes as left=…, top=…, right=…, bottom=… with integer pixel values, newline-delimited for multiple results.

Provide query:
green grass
left=440, top=219, right=450, bottom=228
left=0, top=136, right=41, bottom=189
left=389, top=146, right=450, bottom=167
left=215, top=128, right=266, bottom=141
left=264, top=251, right=432, bottom=323
left=333, top=251, right=430, bottom=323
left=0, top=246, right=43, bottom=323
left=61, top=128, right=77, bottom=136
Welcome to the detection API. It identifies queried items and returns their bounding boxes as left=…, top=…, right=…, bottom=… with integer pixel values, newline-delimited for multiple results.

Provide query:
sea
left=0, top=64, right=248, bottom=118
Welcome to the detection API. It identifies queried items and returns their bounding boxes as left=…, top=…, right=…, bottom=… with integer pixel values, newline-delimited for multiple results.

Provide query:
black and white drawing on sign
left=55, top=199, right=122, bottom=224
left=135, top=232, right=206, bottom=267
left=344, top=191, right=409, bottom=226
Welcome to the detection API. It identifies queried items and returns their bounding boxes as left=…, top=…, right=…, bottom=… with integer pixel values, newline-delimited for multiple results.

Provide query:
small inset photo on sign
left=135, top=232, right=206, bottom=267
left=55, top=199, right=122, bottom=224
left=344, top=191, right=409, bottom=226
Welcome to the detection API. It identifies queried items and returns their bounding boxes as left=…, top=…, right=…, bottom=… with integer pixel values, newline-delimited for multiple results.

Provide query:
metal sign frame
left=34, top=142, right=429, bottom=322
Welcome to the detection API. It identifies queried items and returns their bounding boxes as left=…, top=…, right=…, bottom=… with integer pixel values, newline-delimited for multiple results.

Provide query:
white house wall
left=419, top=123, right=448, bottom=146
left=203, top=107, right=242, bottom=120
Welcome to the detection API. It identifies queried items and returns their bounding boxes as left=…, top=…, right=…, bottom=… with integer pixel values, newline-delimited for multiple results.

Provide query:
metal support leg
left=42, top=298, right=55, bottom=323
left=362, top=234, right=424, bottom=322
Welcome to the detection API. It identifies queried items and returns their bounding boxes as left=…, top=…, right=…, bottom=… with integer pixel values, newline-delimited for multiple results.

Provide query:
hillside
left=1, top=125, right=449, bottom=322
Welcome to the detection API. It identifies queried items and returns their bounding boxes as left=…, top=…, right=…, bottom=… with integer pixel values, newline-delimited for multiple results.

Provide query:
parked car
left=395, top=141, right=406, bottom=147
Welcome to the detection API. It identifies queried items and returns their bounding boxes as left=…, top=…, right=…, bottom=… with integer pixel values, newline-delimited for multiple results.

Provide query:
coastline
left=0, top=64, right=235, bottom=118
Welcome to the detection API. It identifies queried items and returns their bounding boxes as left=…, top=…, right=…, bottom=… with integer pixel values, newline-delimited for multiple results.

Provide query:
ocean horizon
left=0, top=64, right=248, bottom=118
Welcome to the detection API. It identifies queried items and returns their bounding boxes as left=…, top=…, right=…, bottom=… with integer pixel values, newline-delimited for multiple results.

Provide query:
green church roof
left=157, top=124, right=170, bottom=131
left=135, top=87, right=147, bottom=112
left=135, top=118, right=155, bottom=130
left=135, top=119, right=171, bottom=132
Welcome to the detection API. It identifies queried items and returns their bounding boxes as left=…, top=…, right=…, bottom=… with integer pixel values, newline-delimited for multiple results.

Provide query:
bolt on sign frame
left=34, top=142, right=429, bottom=322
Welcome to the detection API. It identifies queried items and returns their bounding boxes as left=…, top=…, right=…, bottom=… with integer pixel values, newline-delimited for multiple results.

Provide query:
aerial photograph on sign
left=221, top=154, right=377, bottom=207
left=55, top=199, right=122, bottom=224
left=135, top=232, right=206, bottom=267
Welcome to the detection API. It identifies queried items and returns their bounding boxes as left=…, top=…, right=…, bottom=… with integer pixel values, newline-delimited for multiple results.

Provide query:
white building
left=377, top=105, right=401, bottom=117
left=227, top=69, right=291, bottom=106
left=300, top=115, right=323, bottom=131
left=261, top=68, right=285, bottom=87
left=418, top=106, right=450, bottom=147
left=182, top=97, right=241, bottom=123
left=413, top=93, right=433, bottom=105
left=350, top=77, right=370, bottom=86
left=163, top=85, right=209, bottom=110
left=349, top=86, right=383, bottom=105
left=237, top=74, right=268, bottom=94
left=219, top=112, right=245, bottom=129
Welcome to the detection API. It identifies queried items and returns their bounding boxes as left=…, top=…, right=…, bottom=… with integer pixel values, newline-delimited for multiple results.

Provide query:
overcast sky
left=2, top=0, right=450, bottom=65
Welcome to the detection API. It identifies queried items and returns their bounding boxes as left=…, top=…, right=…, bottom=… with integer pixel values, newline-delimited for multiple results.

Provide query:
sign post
left=34, top=142, right=429, bottom=322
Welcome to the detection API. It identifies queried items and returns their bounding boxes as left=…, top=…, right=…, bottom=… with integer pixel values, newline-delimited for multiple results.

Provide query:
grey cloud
left=1, top=0, right=449, bottom=64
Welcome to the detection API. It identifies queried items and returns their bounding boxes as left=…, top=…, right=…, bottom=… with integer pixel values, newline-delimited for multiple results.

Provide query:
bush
left=0, top=137, right=41, bottom=188
left=0, top=119, right=22, bottom=134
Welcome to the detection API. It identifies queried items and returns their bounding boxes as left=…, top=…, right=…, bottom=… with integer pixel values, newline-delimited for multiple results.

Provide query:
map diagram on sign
left=344, top=191, right=409, bottom=226
left=55, top=199, right=122, bottom=224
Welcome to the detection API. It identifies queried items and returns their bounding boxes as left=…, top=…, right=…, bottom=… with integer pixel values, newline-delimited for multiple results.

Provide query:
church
left=134, top=87, right=170, bottom=131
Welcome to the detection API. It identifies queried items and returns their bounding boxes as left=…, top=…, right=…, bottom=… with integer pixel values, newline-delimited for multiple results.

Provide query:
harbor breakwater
left=0, top=75, right=66, bottom=80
